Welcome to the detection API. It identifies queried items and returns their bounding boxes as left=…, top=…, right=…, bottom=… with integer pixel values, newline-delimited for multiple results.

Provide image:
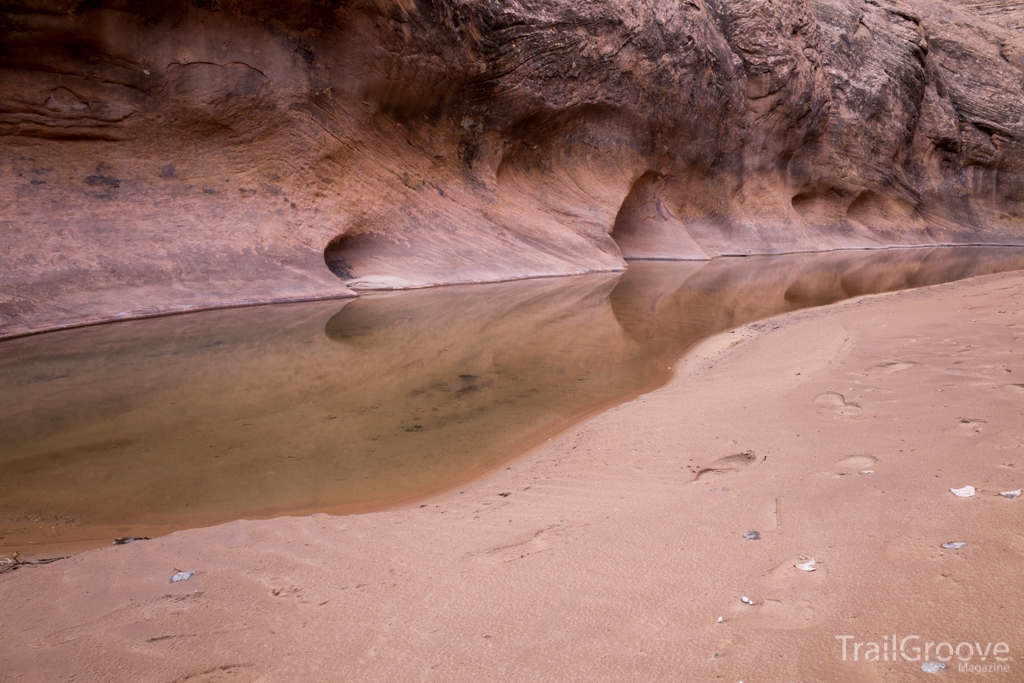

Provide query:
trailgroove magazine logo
left=836, top=635, right=1013, bottom=674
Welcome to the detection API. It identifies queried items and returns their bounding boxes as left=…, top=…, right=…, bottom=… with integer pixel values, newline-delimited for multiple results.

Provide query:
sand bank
left=2, top=271, right=1023, bottom=682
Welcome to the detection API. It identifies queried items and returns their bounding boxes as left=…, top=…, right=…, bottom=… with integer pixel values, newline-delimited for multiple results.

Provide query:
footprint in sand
left=864, top=360, right=915, bottom=376
left=834, top=454, right=878, bottom=476
left=474, top=525, right=565, bottom=564
left=733, top=598, right=816, bottom=630
left=814, top=391, right=862, bottom=416
left=883, top=534, right=947, bottom=564
left=170, top=664, right=256, bottom=682
left=694, top=450, right=762, bottom=481
left=765, top=556, right=829, bottom=586
left=946, top=418, right=987, bottom=437
left=268, top=585, right=308, bottom=604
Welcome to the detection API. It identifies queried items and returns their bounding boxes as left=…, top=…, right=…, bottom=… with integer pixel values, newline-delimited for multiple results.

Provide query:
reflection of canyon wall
left=611, top=247, right=1024, bottom=352
left=2, top=248, right=1024, bottom=548
left=2, top=0, right=1024, bottom=336
left=0, top=274, right=643, bottom=548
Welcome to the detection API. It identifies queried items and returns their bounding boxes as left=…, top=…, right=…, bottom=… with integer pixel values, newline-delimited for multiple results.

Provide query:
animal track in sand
left=864, top=360, right=915, bottom=376
left=735, top=598, right=816, bottom=630
left=814, top=391, right=862, bottom=415
left=835, top=454, right=877, bottom=474
left=473, top=525, right=566, bottom=564
left=765, top=557, right=828, bottom=587
left=170, top=663, right=256, bottom=683
left=946, top=418, right=987, bottom=437
left=693, top=450, right=763, bottom=481
left=883, top=534, right=949, bottom=564
left=268, top=585, right=309, bottom=604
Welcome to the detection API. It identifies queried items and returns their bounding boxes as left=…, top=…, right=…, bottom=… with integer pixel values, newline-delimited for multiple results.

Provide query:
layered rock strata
left=2, top=0, right=1023, bottom=336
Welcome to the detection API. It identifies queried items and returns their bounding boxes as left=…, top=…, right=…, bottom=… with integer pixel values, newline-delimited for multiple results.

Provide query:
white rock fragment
left=941, top=542, right=967, bottom=550
left=170, top=571, right=195, bottom=583
left=859, top=470, right=874, bottom=475
left=717, top=616, right=723, bottom=623
left=921, top=661, right=946, bottom=674
left=741, top=596, right=754, bottom=605
left=950, top=485, right=976, bottom=498
left=796, top=557, right=817, bottom=572
left=1000, top=489, right=1021, bottom=499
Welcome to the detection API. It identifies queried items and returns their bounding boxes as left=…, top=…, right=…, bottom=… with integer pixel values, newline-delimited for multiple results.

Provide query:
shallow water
left=3, top=247, right=1024, bottom=553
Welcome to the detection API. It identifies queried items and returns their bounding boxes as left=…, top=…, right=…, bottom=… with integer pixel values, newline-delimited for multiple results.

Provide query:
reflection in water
left=3, top=247, right=1024, bottom=552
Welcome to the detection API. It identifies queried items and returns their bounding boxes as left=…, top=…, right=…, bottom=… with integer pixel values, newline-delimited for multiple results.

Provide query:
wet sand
left=2, top=270, right=1023, bottom=681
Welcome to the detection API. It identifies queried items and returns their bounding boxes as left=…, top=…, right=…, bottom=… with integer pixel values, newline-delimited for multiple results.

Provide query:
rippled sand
left=2, top=266, right=1023, bottom=681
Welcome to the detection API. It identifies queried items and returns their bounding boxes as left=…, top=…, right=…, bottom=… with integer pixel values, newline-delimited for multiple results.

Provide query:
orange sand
left=2, top=271, right=1023, bottom=682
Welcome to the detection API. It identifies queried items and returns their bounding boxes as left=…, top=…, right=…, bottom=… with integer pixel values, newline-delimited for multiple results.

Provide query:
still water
left=3, top=247, right=1024, bottom=553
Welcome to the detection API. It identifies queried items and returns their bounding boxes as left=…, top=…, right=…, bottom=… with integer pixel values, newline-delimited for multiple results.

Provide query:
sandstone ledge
left=3, top=0, right=1024, bottom=336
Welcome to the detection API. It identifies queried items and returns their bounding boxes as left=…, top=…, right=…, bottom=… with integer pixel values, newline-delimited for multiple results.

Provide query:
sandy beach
left=2, top=269, right=1023, bottom=682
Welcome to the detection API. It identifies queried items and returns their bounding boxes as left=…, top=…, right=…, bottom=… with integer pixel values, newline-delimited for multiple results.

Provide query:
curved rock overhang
left=2, top=0, right=1023, bottom=336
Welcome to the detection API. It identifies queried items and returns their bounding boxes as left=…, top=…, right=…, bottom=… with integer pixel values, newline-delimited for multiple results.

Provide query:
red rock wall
left=2, top=0, right=1023, bottom=337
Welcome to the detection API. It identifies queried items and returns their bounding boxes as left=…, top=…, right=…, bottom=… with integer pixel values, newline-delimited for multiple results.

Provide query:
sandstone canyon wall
left=2, top=0, right=1023, bottom=337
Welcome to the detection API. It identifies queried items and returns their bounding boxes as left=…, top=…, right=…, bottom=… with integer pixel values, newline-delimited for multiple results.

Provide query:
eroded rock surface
left=2, top=0, right=1023, bottom=336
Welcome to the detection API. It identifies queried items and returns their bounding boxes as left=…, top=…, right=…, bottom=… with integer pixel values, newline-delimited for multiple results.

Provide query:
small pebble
left=717, top=616, right=723, bottom=623
left=742, top=530, right=760, bottom=540
left=859, top=470, right=874, bottom=475
left=941, top=541, right=967, bottom=550
left=170, top=571, right=195, bottom=583
left=741, top=596, right=754, bottom=605
left=921, top=661, right=946, bottom=674
left=1000, top=489, right=1021, bottom=499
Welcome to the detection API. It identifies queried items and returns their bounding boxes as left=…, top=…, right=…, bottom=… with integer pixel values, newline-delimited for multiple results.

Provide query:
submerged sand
left=2, top=271, right=1023, bottom=682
